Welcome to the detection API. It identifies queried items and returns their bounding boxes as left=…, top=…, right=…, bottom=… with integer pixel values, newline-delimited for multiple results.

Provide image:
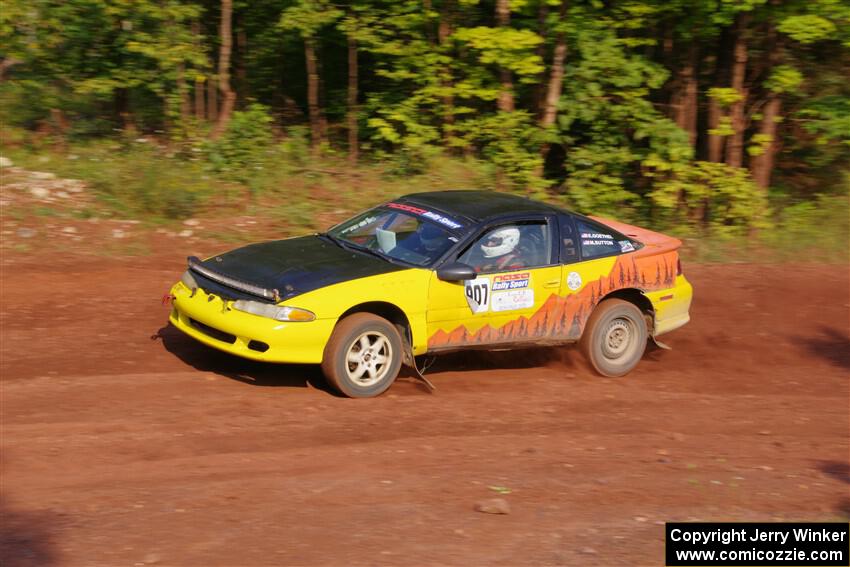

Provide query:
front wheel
left=580, top=299, right=648, bottom=377
left=321, top=313, right=403, bottom=398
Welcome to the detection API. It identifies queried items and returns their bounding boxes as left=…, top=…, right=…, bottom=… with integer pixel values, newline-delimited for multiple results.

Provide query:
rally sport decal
left=465, top=273, right=534, bottom=314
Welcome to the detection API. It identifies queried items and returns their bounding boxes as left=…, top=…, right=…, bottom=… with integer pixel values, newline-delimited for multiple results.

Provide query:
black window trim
left=557, top=213, right=582, bottom=266
left=441, top=213, right=561, bottom=275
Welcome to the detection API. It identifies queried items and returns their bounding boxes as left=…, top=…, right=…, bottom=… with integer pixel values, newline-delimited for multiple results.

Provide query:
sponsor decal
left=340, top=216, right=377, bottom=234
left=492, top=289, right=535, bottom=312
left=619, top=240, right=635, bottom=253
left=492, top=272, right=530, bottom=291
left=464, top=277, right=490, bottom=314
left=387, top=202, right=463, bottom=230
left=567, top=271, right=582, bottom=291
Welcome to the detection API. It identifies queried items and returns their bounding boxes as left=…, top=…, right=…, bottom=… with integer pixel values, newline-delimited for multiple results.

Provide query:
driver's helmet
left=481, top=226, right=520, bottom=258
left=419, top=222, right=445, bottom=252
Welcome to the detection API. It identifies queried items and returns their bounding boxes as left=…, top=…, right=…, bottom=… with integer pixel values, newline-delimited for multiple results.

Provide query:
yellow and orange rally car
left=168, top=191, right=693, bottom=397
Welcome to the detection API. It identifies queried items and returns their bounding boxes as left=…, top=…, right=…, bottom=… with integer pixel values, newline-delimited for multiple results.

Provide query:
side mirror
left=437, top=262, right=477, bottom=282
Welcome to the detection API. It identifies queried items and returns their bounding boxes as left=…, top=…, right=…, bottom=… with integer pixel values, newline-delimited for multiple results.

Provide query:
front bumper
left=168, top=282, right=336, bottom=364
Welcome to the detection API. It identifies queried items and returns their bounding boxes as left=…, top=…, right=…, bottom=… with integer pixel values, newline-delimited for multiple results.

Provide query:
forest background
left=1, top=0, right=848, bottom=260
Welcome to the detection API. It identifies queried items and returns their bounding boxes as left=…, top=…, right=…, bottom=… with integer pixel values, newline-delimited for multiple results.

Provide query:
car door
left=557, top=214, right=636, bottom=340
left=425, top=215, right=561, bottom=351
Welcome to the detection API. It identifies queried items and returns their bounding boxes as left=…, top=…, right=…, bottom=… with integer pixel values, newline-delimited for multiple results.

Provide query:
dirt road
left=1, top=254, right=848, bottom=566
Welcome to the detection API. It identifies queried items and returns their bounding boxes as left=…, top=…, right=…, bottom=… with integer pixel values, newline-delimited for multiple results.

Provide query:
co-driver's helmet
left=419, top=222, right=445, bottom=252
left=481, top=226, right=520, bottom=258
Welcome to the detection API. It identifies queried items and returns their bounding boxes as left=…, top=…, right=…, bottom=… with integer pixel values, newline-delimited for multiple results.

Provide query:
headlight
left=180, top=270, right=198, bottom=290
left=232, top=300, right=316, bottom=322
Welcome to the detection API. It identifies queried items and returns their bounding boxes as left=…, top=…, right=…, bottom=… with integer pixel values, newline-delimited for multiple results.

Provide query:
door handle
left=544, top=279, right=560, bottom=288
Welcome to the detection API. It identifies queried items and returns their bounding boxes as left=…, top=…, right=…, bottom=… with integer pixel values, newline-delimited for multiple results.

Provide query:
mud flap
left=401, top=338, right=436, bottom=392
left=651, top=336, right=672, bottom=350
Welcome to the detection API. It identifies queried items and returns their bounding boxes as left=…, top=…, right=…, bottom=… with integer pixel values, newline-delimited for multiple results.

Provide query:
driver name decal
left=465, top=277, right=490, bottom=314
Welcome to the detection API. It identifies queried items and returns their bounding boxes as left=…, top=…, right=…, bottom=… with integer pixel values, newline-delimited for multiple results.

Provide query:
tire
left=580, top=298, right=648, bottom=377
left=321, top=313, right=403, bottom=398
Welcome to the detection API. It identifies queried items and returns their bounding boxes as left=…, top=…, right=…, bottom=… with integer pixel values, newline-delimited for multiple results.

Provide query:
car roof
left=398, top=190, right=561, bottom=223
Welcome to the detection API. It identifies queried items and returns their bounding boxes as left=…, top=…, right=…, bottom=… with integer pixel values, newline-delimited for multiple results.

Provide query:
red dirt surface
left=1, top=252, right=848, bottom=566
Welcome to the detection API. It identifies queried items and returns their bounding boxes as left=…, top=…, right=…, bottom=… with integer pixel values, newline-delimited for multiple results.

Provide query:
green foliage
left=778, top=15, right=837, bottom=44
left=279, top=0, right=342, bottom=38
left=708, top=87, right=744, bottom=107
left=799, top=96, right=850, bottom=147
left=454, top=27, right=544, bottom=80
left=761, top=192, right=850, bottom=262
left=748, top=133, right=774, bottom=157
left=650, top=161, right=770, bottom=237
left=0, top=0, right=206, bottom=132
left=466, top=111, right=547, bottom=193
left=205, top=103, right=275, bottom=186
left=9, top=142, right=218, bottom=220
left=556, top=21, right=694, bottom=219
left=2, top=0, right=849, bottom=246
left=765, top=65, right=803, bottom=94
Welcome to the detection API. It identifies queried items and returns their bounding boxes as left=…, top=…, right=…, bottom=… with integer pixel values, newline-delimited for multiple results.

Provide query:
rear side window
left=577, top=219, right=632, bottom=260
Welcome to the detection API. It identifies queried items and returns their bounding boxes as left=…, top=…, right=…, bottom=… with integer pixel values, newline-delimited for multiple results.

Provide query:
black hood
left=190, top=235, right=405, bottom=302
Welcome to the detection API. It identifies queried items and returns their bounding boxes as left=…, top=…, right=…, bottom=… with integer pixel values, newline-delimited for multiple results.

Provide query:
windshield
left=327, top=206, right=460, bottom=267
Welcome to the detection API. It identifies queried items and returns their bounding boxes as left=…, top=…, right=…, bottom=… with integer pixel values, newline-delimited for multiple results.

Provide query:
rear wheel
left=580, top=299, right=648, bottom=377
left=321, top=313, right=403, bottom=398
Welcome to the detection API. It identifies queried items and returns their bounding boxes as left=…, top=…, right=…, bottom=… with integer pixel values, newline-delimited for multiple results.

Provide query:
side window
left=559, top=215, right=579, bottom=264
left=458, top=221, right=552, bottom=273
left=577, top=220, right=620, bottom=260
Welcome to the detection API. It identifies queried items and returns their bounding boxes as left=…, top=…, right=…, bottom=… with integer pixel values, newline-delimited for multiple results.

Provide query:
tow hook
left=162, top=293, right=176, bottom=306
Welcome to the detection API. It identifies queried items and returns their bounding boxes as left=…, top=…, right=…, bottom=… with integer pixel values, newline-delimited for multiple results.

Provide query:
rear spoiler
left=187, top=256, right=281, bottom=302
left=589, top=216, right=682, bottom=256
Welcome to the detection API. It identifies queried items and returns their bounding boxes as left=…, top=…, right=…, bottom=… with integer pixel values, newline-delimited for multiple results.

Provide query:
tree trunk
left=750, top=96, right=781, bottom=189
left=304, top=36, right=325, bottom=149
left=114, top=87, right=135, bottom=134
left=213, top=0, right=235, bottom=138
left=707, top=98, right=724, bottom=162
left=207, top=76, right=218, bottom=122
left=195, top=78, right=206, bottom=121
left=0, top=57, right=22, bottom=82
left=539, top=0, right=568, bottom=166
left=423, top=0, right=436, bottom=44
left=50, top=108, right=69, bottom=151
left=236, top=26, right=248, bottom=105
left=707, top=29, right=730, bottom=163
left=673, top=44, right=698, bottom=148
left=534, top=0, right=550, bottom=118
left=347, top=34, right=359, bottom=164
left=192, top=20, right=205, bottom=121
left=541, top=1, right=567, bottom=130
left=749, top=18, right=783, bottom=190
left=439, top=1, right=456, bottom=147
left=725, top=13, right=749, bottom=168
left=178, top=63, right=190, bottom=126
left=496, top=0, right=514, bottom=112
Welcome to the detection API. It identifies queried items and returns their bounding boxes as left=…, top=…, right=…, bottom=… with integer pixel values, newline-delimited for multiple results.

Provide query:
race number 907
left=464, top=278, right=490, bottom=314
